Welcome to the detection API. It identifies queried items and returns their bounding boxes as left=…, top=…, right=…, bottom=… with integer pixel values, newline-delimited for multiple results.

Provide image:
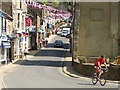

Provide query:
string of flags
left=22, top=0, right=72, bottom=17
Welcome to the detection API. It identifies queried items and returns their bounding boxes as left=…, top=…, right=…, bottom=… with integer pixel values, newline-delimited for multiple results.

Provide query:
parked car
left=54, top=40, right=63, bottom=47
left=62, top=28, right=70, bottom=34
left=61, top=30, right=68, bottom=37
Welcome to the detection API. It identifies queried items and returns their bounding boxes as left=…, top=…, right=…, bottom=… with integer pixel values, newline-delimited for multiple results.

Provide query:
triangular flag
left=0, top=10, right=4, bottom=17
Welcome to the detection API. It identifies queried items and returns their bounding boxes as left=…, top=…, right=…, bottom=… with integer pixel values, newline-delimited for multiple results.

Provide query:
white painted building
left=12, top=0, right=28, bottom=59
left=0, top=9, right=13, bottom=64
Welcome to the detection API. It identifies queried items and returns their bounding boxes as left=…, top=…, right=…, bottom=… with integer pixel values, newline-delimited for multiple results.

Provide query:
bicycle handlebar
left=101, top=68, right=108, bottom=72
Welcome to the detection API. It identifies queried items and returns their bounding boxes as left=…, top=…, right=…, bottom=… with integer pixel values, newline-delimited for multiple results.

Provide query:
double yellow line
left=1, top=78, right=8, bottom=90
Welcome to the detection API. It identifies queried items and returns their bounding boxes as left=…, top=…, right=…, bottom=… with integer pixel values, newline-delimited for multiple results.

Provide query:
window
left=0, top=1, right=2, bottom=10
left=8, top=21, right=10, bottom=35
left=20, top=0, right=22, bottom=9
left=5, top=19, right=6, bottom=33
left=3, top=18, right=5, bottom=33
left=15, top=39, right=19, bottom=55
left=17, top=13, right=20, bottom=28
left=22, top=15, right=24, bottom=30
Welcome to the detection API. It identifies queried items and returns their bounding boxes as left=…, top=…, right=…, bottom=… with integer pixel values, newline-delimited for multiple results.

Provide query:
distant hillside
left=57, top=2, right=72, bottom=12
left=57, top=2, right=68, bottom=11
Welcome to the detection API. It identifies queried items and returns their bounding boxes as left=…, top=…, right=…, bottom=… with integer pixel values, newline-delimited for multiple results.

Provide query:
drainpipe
left=72, top=0, right=76, bottom=66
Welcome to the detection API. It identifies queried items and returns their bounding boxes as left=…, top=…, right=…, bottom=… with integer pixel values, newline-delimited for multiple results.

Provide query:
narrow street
left=1, top=32, right=118, bottom=88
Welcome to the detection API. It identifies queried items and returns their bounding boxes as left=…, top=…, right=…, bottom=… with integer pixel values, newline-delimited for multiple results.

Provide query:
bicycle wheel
left=99, top=75, right=106, bottom=86
left=92, top=77, right=98, bottom=85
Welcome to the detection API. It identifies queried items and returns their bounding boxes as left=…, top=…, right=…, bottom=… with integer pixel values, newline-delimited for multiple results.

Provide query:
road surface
left=2, top=32, right=119, bottom=88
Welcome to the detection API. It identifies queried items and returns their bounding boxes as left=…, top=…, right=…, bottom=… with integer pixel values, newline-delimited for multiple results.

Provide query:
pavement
left=0, top=34, right=56, bottom=89
left=28, top=34, right=56, bottom=57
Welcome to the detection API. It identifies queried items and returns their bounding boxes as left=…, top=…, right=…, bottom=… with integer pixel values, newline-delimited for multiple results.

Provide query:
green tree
left=52, top=2, right=60, bottom=8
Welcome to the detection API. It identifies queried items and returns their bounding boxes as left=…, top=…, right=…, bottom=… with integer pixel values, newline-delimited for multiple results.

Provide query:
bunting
left=25, top=0, right=72, bottom=18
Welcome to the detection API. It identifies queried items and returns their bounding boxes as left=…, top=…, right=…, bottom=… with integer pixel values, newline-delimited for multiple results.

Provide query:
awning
left=2, top=42, right=11, bottom=48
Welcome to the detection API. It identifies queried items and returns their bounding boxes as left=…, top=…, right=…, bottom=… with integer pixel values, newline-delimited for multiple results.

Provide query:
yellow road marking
left=1, top=78, right=8, bottom=90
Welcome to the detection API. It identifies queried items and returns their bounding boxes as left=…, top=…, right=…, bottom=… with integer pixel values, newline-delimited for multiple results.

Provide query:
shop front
left=29, top=26, right=36, bottom=50
left=37, top=29, right=45, bottom=49
left=37, top=32, right=41, bottom=49
left=1, top=36, right=11, bottom=64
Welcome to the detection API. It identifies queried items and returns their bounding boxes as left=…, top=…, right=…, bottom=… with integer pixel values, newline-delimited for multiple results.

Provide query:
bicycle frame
left=92, top=68, right=108, bottom=86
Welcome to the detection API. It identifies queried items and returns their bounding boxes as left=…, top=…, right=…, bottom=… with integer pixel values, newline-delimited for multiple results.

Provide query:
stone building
left=2, top=0, right=28, bottom=60
left=73, top=2, right=119, bottom=59
left=27, top=4, right=42, bottom=50
left=0, top=1, right=13, bottom=63
left=11, top=0, right=28, bottom=60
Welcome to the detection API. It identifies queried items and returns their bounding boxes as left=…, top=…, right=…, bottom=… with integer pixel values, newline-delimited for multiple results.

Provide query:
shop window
left=15, top=39, right=19, bottom=55
left=20, top=0, right=22, bottom=9
left=5, top=19, right=6, bottom=33
left=40, top=19, right=43, bottom=25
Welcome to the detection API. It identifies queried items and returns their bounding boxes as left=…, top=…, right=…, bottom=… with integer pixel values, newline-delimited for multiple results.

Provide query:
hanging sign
left=49, top=24, right=52, bottom=29
left=25, top=18, right=31, bottom=26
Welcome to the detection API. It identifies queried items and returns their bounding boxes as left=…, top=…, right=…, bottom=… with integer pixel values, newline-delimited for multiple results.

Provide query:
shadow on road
left=34, top=49, right=67, bottom=57
left=77, top=83, right=94, bottom=86
left=34, top=48, right=71, bottom=57
left=13, top=60, right=71, bottom=67
left=46, top=43, right=54, bottom=48
left=46, top=43, right=70, bottom=49
left=63, top=43, right=70, bottom=49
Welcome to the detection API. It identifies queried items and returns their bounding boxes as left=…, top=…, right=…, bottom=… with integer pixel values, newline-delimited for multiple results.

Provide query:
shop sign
left=1, top=36, right=7, bottom=41
left=2, top=42, right=11, bottom=48
left=49, top=24, right=52, bottom=29
left=30, top=26, right=36, bottom=32
left=25, top=18, right=31, bottom=26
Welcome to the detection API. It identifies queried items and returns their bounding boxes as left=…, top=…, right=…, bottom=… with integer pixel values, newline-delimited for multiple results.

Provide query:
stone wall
left=73, top=62, right=120, bottom=81
left=2, top=2, right=12, bottom=16
left=73, top=2, right=119, bottom=58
